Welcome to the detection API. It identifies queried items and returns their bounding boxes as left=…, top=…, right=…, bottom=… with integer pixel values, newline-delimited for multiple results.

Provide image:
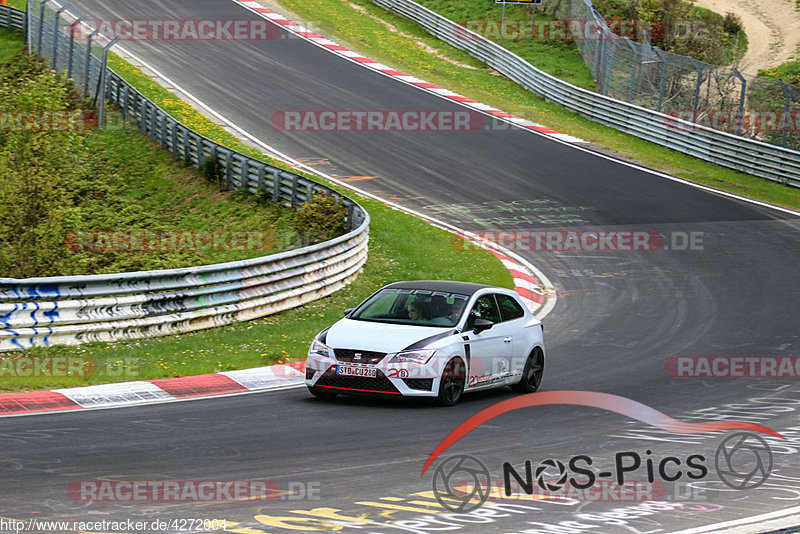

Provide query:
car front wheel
left=435, top=357, right=466, bottom=406
left=512, top=348, right=544, bottom=393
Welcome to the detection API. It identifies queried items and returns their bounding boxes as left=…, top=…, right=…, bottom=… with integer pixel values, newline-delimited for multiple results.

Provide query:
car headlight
left=308, top=339, right=331, bottom=358
left=390, top=349, right=436, bottom=365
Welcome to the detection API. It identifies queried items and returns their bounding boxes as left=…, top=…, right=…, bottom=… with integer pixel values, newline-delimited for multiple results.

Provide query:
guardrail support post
left=241, top=159, right=250, bottom=191
left=272, top=171, right=281, bottom=202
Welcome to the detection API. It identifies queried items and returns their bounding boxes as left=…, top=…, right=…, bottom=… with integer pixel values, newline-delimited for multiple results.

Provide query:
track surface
left=5, top=1, right=800, bottom=532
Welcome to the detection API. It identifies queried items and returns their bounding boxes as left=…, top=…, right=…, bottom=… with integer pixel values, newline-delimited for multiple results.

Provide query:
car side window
left=467, top=295, right=502, bottom=329
left=495, top=294, right=525, bottom=322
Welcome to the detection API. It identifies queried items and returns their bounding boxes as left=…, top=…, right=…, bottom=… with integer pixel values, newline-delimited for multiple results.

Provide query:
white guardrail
left=373, top=0, right=800, bottom=187
left=0, top=226, right=369, bottom=351
left=0, top=6, right=370, bottom=351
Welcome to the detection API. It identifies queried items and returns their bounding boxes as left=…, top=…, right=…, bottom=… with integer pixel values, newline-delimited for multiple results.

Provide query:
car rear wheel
left=512, top=348, right=544, bottom=393
left=308, top=386, right=338, bottom=400
left=435, top=358, right=466, bottom=406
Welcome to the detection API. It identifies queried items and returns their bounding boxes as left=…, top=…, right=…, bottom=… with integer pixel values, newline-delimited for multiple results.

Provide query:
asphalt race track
left=4, top=0, right=800, bottom=532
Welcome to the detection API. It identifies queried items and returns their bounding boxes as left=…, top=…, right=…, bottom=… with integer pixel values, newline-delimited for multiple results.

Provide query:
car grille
left=333, top=349, right=386, bottom=364
left=315, top=368, right=400, bottom=395
left=402, top=378, right=434, bottom=391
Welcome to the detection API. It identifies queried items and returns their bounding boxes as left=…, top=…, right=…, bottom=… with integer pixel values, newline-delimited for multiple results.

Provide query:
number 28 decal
left=387, top=368, right=409, bottom=378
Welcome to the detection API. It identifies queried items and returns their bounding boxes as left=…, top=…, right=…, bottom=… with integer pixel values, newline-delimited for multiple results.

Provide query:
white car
left=304, top=281, right=545, bottom=406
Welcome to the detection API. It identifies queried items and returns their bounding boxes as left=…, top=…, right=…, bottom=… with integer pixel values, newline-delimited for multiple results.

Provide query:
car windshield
left=350, top=288, right=470, bottom=327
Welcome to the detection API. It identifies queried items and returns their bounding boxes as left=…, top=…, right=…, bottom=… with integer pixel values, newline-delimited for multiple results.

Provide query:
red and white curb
left=486, top=249, right=556, bottom=313
left=0, top=362, right=307, bottom=417
left=232, top=0, right=585, bottom=144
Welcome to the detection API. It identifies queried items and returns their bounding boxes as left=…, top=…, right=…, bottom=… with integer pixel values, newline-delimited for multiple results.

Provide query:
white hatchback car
left=304, top=281, right=545, bottom=405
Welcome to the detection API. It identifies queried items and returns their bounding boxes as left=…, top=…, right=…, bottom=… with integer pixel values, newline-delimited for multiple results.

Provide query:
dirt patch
left=691, top=0, right=800, bottom=73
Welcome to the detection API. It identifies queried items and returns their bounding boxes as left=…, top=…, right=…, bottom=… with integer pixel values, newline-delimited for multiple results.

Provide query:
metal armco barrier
left=0, top=5, right=25, bottom=31
left=0, top=6, right=370, bottom=350
left=372, top=0, right=800, bottom=187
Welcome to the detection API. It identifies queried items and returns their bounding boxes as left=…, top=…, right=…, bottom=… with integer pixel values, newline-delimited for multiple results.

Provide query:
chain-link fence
left=547, top=0, right=800, bottom=151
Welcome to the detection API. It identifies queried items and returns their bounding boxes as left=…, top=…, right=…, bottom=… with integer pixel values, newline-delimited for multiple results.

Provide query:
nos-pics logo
left=432, top=432, right=774, bottom=513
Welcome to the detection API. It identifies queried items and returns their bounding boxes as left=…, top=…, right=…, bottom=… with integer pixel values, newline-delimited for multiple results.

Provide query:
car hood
left=325, top=318, right=454, bottom=353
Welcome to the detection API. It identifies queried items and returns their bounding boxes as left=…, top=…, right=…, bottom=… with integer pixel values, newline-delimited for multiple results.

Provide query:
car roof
left=382, top=280, right=495, bottom=296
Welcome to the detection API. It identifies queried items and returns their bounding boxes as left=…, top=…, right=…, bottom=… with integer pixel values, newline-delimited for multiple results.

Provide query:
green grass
left=760, top=59, right=800, bottom=86
left=0, top=27, right=23, bottom=61
left=276, top=0, right=800, bottom=212
left=5, top=0, right=25, bottom=11
left=0, top=28, right=512, bottom=392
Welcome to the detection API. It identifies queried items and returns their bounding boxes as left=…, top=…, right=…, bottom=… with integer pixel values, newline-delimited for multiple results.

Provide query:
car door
left=493, top=292, right=530, bottom=382
left=463, top=294, right=510, bottom=389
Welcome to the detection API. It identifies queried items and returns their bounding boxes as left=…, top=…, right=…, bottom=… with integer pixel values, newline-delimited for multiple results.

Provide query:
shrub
left=722, top=12, right=744, bottom=35
left=292, top=192, right=348, bottom=244
left=199, top=156, right=225, bottom=189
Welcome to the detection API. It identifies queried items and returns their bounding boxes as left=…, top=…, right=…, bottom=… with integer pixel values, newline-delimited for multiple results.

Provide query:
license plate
left=336, top=365, right=377, bottom=378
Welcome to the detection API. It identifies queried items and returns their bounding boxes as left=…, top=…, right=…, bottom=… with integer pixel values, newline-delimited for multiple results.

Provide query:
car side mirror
left=473, top=318, right=493, bottom=334
left=344, top=308, right=354, bottom=317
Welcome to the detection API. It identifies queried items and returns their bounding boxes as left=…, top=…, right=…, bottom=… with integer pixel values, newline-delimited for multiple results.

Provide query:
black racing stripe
left=402, top=330, right=458, bottom=351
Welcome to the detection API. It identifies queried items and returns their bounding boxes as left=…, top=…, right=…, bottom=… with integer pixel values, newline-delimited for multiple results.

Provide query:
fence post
left=654, top=48, right=668, bottom=113
left=777, top=79, right=791, bottom=148
left=26, top=0, right=31, bottom=54
left=50, top=3, right=69, bottom=69
left=66, top=17, right=81, bottom=79
left=82, top=28, right=97, bottom=96
left=690, top=57, right=704, bottom=123
left=36, top=0, right=51, bottom=56
left=95, top=36, right=118, bottom=127
left=589, top=5, right=601, bottom=80
left=731, top=68, right=746, bottom=136
left=627, top=40, right=638, bottom=103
